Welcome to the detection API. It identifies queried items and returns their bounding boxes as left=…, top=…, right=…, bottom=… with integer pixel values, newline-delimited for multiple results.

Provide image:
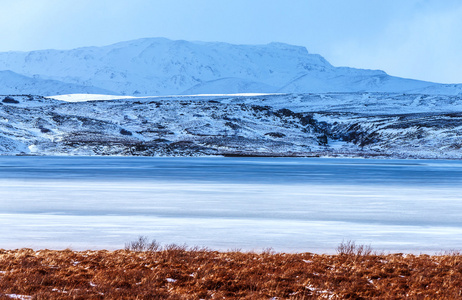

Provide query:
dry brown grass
left=1, top=241, right=462, bottom=299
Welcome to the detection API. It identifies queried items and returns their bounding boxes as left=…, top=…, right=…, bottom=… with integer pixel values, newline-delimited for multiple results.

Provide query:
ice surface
left=1, top=157, right=461, bottom=253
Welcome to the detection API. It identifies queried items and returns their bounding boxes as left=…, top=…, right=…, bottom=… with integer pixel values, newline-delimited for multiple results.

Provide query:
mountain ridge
left=0, top=37, right=460, bottom=96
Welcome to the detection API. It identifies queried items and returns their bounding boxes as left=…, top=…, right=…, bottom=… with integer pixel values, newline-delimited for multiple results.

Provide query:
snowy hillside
left=0, top=38, right=461, bottom=96
left=0, top=92, right=461, bottom=159
left=0, top=70, right=115, bottom=95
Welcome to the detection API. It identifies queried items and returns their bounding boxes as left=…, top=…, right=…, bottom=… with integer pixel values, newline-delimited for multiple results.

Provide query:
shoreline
left=3, top=152, right=462, bottom=160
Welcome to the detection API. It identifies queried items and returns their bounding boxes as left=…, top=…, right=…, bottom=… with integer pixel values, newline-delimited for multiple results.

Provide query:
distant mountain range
left=0, top=37, right=461, bottom=96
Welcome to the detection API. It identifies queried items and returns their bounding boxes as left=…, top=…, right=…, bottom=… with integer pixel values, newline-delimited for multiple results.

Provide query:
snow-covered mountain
left=0, top=70, right=116, bottom=95
left=0, top=37, right=461, bottom=96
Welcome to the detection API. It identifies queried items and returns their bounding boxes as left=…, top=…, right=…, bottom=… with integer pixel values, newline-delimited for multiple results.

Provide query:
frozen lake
left=1, top=156, right=462, bottom=253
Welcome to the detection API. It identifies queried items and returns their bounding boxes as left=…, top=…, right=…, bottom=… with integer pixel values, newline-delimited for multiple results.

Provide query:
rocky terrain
left=0, top=92, right=461, bottom=159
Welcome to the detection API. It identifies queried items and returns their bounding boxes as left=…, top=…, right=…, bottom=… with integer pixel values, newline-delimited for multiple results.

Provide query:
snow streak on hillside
left=0, top=38, right=461, bottom=96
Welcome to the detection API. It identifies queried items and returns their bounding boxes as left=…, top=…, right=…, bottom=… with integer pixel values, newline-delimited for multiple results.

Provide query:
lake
left=1, top=156, right=462, bottom=253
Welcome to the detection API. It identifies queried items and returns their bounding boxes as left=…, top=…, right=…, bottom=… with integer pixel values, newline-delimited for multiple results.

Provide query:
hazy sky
left=0, top=0, right=461, bottom=83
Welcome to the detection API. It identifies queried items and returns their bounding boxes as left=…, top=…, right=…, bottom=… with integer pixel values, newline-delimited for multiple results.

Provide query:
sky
left=0, top=0, right=461, bottom=83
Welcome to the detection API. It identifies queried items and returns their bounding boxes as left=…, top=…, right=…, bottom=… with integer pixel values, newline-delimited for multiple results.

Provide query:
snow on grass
left=4, top=295, right=32, bottom=300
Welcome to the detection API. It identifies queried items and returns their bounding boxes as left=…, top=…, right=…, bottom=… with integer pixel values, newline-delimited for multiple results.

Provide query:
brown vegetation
left=1, top=240, right=462, bottom=299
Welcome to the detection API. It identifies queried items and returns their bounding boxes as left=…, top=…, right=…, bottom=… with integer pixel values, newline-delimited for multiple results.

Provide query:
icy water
left=1, top=156, right=462, bottom=253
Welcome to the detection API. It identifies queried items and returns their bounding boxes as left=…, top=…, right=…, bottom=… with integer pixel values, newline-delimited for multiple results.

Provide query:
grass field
left=0, top=240, right=461, bottom=299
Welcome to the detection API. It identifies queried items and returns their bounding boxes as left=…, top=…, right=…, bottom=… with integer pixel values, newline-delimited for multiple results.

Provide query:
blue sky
left=0, top=0, right=461, bottom=83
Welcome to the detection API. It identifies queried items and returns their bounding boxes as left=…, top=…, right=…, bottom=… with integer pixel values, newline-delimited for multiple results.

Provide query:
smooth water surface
left=1, top=156, right=462, bottom=253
